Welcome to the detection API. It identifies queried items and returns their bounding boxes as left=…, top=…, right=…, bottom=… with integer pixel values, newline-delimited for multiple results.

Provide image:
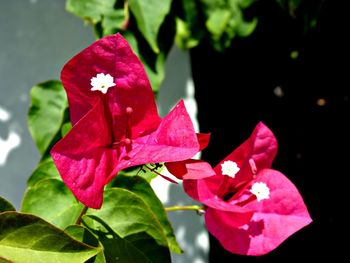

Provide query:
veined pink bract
left=51, top=33, right=199, bottom=208
left=165, top=133, right=216, bottom=180
left=183, top=122, right=312, bottom=255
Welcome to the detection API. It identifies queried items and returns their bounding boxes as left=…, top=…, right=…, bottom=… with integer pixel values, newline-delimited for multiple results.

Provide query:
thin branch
left=76, top=205, right=89, bottom=225
left=165, top=205, right=205, bottom=214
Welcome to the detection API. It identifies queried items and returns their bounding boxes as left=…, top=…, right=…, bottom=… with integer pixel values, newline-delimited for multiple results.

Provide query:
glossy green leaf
left=0, top=196, right=15, bottom=213
left=129, top=0, right=172, bottom=53
left=21, top=179, right=83, bottom=229
left=85, top=188, right=171, bottom=262
left=84, top=216, right=153, bottom=262
left=66, top=0, right=116, bottom=24
left=0, top=212, right=100, bottom=263
left=28, top=80, right=67, bottom=155
left=112, top=175, right=182, bottom=253
left=27, top=157, right=61, bottom=187
left=65, top=225, right=106, bottom=263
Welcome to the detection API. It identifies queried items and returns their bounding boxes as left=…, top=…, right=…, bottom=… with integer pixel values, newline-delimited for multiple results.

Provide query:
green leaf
left=65, top=225, right=106, bottom=263
left=114, top=165, right=158, bottom=183
left=21, top=179, right=83, bottom=229
left=111, top=175, right=182, bottom=253
left=129, top=0, right=173, bottom=53
left=66, top=0, right=117, bottom=24
left=85, top=188, right=171, bottom=262
left=235, top=17, right=258, bottom=37
left=116, top=163, right=164, bottom=183
left=239, top=0, right=257, bottom=9
left=28, top=80, right=68, bottom=155
left=61, top=121, right=72, bottom=137
left=175, top=0, right=203, bottom=50
left=0, top=196, right=15, bottom=213
left=102, top=9, right=126, bottom=36
left=122, top=176, right=182, bottom=252
left=200, top=0, right=258, bottom=51
left=84, top=216, right=153, bottom=263
left=175, top=18, right=200, bottom=50
left=0, top=212, right=100, bottom=263
left=27, top=156, right=61, bottom=187
left=206, top=9, right=231, bottom=40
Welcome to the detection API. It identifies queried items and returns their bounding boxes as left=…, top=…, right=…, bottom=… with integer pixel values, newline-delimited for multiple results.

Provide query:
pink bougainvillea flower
left=50, top=33, right=199, bottom=209
left=183, top=122, right=312, bottom=256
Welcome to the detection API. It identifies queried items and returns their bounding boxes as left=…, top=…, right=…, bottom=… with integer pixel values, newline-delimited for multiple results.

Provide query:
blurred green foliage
left=65, top=0, right=257, bottom=93
left=65, top=0, right=325, bottom=94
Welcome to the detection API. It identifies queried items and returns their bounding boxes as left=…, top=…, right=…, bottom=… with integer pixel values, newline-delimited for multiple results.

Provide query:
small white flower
left=250, top=182, right=270, bottom=202
left=90, top=73, right=116, bottom=94
left=221, top=160, right=240, bottom=178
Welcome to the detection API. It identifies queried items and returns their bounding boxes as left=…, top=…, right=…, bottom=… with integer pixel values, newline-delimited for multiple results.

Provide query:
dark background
left=191, top=0, right=348, bottom=261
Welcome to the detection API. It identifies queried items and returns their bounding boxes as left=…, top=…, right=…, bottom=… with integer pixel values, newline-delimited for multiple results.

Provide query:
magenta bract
left=183, top=122, right=312, bottom=255
left=51, top=33, right=199, bottom=208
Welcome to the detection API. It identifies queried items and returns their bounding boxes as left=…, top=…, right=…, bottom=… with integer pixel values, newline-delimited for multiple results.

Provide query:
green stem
left=76, top=206, right=89, bottom=225
left=122, top=0, right=130, bottom=30
left=165, top=205, right=205, bottom=213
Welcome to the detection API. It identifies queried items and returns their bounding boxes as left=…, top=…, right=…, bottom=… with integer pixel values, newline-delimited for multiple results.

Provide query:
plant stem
left=165, top=205, right=205, bottom=213
left=76, top=206, right=89, bottom=225
left=144, top=164, right=177, bottom=183
left=122, top=0, right=130, bottom=30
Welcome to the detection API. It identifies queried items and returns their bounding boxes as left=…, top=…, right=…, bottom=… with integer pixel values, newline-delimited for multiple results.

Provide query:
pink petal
left=165, top=159, right=216, bottom=180
left=197, top=133, right=211, bottom=151
left=213, top=122, right=278, bottom=194
left=164, top=132, right=212, bottom=180
left=61, top=33, right=161, bottom=134
left=206, top=169, right=312, bottom=256
left=51, top=100, right=118, bottom=208
left=106, top=100, right=200, bottom=182
left=183, top=179, right=251, bottom=214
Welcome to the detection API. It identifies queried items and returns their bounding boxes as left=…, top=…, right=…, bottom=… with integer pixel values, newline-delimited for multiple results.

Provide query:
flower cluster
left=183, top=122, right=312, bottom=255
left=51, top=33, right=312, bottom=256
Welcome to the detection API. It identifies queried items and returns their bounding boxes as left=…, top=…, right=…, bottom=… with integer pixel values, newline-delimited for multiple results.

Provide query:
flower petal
left=213, top=122, right=278, bottom=194
left=61, top=33, right=161, bottom=134
left=106, top=100, right=200, bottom=182
left=51, top=99, right=118, bottom=208
left=206, top=169, right=312, bottom=256
left=197, top=132, right=211, bottom=151
left=183, top=179, right=251, bottom=215
left=164, top=132, right=212, bottom=180
left=165, top=159, right=216, bottom=180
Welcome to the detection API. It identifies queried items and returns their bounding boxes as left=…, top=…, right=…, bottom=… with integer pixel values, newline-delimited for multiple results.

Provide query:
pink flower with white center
left=51, top=33, right=200, bottom=209
left=183, top=122, right=312, bottom=256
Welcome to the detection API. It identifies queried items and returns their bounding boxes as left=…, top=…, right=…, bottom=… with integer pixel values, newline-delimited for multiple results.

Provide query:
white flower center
left=250, top=182, right=270, bottom=202
left=221, top=160, right=240, bottom=178
left=90, top=73, right=116, bottom=94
